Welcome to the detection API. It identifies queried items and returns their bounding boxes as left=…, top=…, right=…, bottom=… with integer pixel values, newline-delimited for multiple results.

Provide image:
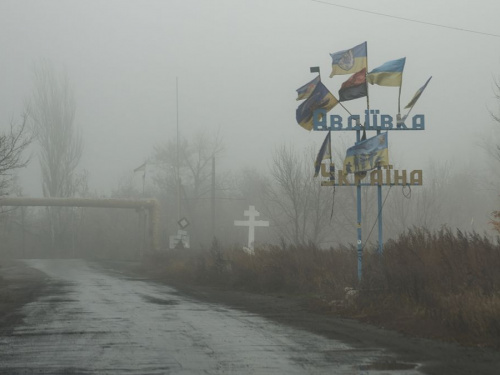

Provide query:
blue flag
left=343, top=132, right=389, bottom=174
left=296, top=81, right=338, bottom=131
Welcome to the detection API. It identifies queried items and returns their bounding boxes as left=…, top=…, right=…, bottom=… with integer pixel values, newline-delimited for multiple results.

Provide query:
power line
left=311, top=0, right=500, bottom=38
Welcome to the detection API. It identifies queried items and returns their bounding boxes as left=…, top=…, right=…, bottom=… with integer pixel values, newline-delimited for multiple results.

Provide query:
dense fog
left=1, top=0, right=500, bottom=252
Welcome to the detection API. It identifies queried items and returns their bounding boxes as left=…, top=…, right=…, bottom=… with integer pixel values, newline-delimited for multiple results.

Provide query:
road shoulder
left=0, top=260, right=48, bottom=335
left=105, top=260, right=500, bottom=375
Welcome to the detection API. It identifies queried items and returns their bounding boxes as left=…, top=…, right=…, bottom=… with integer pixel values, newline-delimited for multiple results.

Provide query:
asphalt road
left=0, top=259, right=422, bottom=374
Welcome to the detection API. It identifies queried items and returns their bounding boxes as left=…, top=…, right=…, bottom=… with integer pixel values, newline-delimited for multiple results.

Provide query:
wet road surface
left=0, top=259, right=422, bottom=374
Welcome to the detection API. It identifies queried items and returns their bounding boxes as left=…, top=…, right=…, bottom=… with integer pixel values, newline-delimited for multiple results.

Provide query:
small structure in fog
left=234, top=205, right=269, bottom=254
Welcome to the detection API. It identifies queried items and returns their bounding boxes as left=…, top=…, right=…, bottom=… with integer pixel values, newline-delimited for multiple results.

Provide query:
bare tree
left=486, top=77, right=500, bottom=165
left=29, top=62, right=83, bottom=198
left=266, top=144, right=333, bottom=247
left=0, top=114, right=32, bottom=196
left=27, top=62, right=83, bottom=252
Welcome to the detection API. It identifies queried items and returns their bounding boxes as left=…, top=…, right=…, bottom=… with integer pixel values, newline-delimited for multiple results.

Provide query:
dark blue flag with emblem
left=329, top=42, right=367, bottom=77
left=296, top=81, right=338, bottom=131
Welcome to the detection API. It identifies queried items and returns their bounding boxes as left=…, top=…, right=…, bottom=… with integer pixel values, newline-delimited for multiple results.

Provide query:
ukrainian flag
left=367, top=58, right=406, bottom=87
left=296, top=81, right=338, bottom=131
left=405, top=76, right=432, bottom=109
left=343, top=132, right=389, bottom=174
left=329, top=42, right=367, bottom=77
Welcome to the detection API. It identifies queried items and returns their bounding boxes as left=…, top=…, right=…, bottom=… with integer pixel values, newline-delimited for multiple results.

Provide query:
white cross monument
left=234, top=205, right=269, bottom=253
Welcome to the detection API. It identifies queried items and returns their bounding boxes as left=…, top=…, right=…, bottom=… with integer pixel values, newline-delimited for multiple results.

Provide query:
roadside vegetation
left=143, top=227, right=500, bottom=349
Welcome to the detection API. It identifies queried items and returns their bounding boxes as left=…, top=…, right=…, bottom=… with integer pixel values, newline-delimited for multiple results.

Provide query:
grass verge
left=142, top=228, right=500, bottom=349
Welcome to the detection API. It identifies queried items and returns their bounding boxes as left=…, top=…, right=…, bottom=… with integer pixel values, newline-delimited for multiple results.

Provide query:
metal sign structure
left=296, top=45, right=430, bottom=282
left=312, top=109, right=425, bottom=282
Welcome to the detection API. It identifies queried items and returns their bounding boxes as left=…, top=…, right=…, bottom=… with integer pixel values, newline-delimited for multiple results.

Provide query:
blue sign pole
left=377, top=181, right=383, bottom=254
left=355, top=129, right=362, bottom=282
left=376, top=128, right=383, bottom=255
left=357, top=183, right=362, bottom=282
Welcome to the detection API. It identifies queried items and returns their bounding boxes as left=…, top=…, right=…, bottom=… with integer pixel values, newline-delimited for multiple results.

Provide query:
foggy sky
left=1, top=0, right=500, bottom=196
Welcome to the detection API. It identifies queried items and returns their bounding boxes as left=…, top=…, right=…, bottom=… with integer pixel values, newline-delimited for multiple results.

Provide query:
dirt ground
left=2, top=260, right=500, bottom=375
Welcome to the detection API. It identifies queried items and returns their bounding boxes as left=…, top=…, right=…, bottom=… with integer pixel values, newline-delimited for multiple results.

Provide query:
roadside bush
left=361, top=227, right=500, bottom=346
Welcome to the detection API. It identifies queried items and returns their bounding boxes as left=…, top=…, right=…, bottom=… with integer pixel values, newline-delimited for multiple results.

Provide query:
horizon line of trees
left=1, top=64, right=500, bottom=256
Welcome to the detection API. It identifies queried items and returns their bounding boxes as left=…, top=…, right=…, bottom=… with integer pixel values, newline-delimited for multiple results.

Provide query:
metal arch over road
left=0, top=197, right=160, bottom=252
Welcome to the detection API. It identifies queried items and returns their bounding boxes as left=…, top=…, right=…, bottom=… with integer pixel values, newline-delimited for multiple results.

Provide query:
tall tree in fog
left=485, top=75, right=500, bottom=227
left=28, top=62, right=83, bottom=252
left=29, top=62, right=83, bottom=198
left=0, top=114, right=31, bottom=196
left=487, top=77, right=500, bottom=168
left=152, top=130, right=224, bottom=245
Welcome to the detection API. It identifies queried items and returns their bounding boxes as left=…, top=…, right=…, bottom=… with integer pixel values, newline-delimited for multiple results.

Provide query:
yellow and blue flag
left=314, top=132, right=331, bottom=177
left=329, top=42, right=367, bottom=77
left=405, top=76, right=432, bottom=109
left=296, top=81, right=338, bottom=131
left=296, top=75, right=320, bottom=101
left=367, top=58, right=406, bottom=87
left=343, top=132, right=388, bottom=174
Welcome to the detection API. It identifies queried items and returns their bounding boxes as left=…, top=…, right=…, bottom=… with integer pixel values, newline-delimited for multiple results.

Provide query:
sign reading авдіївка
left=313, top=109, right=424, bottom=131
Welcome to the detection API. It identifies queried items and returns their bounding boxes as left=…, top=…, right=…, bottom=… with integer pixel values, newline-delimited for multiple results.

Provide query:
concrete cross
left=234, top=205, right=269, bottom=251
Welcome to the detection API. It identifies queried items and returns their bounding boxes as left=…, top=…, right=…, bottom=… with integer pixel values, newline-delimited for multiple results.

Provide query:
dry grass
left=365, top=228, right=500, bottom=346
left=144, top=228, right=500, bottom=348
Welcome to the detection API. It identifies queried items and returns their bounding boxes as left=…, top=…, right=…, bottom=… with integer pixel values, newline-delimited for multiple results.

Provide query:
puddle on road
left=141, top=295, right=179, bottom=306
left=360, top=360, right=418, bottom=371
left=359, top=361, right=418, bottom=371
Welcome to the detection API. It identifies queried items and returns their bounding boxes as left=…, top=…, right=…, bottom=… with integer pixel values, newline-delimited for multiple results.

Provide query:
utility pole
left=211, top=155, right=215, bottom=239
left=176, top=77, right=181, bottom=223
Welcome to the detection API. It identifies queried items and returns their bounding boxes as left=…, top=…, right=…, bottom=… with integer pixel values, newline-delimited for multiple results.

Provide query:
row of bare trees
left=1, top=61, right=84, bottom=255
left=3, top=63, right=500, bottom=255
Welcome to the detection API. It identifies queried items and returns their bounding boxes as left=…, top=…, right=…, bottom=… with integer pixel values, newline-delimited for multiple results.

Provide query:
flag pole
left=366, top=43, right=384, bottom=256
left=398, top=85, right=402, bottom=115
left=176, top=77, right=181, bottom=224
left=365, top=41, right=370, bottom=111
left=142, top=165, right=146, bottom=197
left=397, top=58, right=408, bottom=120
left=356, top=41, right=369, bottom=282
left=338, top=101, right=354, bottom=117
left=398, top=75, right=403, bottom=115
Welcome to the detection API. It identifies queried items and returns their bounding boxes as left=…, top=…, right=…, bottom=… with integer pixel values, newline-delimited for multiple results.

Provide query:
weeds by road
left=143, top=228, right=500, bottom=349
